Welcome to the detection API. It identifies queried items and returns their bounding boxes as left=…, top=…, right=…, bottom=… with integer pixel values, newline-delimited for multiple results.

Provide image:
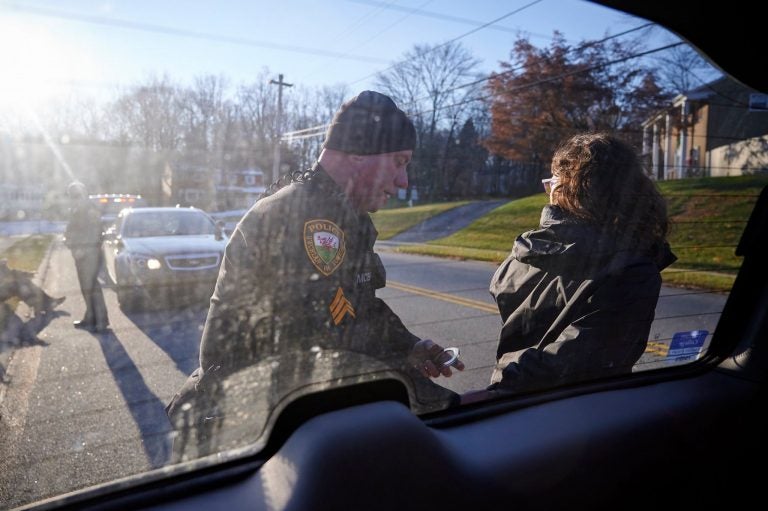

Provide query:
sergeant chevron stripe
left=330, top=287, right=356, bottom=325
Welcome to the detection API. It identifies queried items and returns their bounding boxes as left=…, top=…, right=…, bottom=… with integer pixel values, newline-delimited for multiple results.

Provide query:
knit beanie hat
left=322, top=90, right=416, bottom=155
left=67, top=181, right=87, bottom=199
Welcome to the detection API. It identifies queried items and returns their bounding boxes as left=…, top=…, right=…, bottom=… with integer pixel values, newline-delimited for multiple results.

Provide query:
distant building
left=642, top=76, right=768, bottom=180
left=0, top=184, right=46, bottom=220
left=162, top=163, right=217, bottom=210
left=161, top=165, right=269, bottom=212
left=1, top=135, right=56, bottom=220
left=215, top=168, right=266, bottom=211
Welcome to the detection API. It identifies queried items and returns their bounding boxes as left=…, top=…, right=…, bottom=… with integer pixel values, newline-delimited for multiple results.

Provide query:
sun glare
left=0, top=19, right=95, bottom=113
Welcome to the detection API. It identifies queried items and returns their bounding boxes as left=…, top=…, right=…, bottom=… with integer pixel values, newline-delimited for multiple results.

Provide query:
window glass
left=0, top=0, right=765, bottom=508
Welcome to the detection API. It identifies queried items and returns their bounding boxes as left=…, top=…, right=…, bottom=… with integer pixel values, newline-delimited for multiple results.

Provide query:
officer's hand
left=409, top=339, right=465, bottom=379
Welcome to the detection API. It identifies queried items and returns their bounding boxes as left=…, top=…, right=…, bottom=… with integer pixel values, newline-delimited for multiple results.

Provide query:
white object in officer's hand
left=440, top=347, right=461, bottom=368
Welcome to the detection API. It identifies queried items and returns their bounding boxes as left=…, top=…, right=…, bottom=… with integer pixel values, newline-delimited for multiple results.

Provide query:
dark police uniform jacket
left=488, top=205, right=677, bottom=393
left=167, top=165, right=457, bottom=459
left=64, top=200, right=103, bottom=256
left=199, top=165, right=418, bottom=370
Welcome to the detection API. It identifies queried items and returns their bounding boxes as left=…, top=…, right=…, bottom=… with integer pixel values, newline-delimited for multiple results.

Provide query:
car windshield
left=122, top=210, right=217, bottom=238
left=0, top=0, right=765, bottom=509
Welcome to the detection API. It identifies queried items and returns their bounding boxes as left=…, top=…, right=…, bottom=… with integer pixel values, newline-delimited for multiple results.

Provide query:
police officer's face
left=349, top=150, right=411, bottom=213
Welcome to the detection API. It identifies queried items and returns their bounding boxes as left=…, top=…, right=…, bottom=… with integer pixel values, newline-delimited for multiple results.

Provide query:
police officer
left=64, top=181, right=109, bottom=332
left=167, top=91, right=464, bottom=461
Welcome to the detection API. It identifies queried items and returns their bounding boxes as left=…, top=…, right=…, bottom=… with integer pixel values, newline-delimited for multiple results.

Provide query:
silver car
left=102, top=207, right=227, bottom=311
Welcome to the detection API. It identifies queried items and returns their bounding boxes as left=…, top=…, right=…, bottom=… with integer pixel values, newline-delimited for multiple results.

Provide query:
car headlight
left=129, top=254, right=162, bottom=270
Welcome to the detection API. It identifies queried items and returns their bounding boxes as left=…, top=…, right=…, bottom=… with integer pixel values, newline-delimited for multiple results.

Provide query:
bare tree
left=654, top=42, right=719, bottom=95
left=374, top=41, right=482, bottom=200
left=180, top=75, right=231, bottom=153
left=316, top=84, right=351, bottom=124
left=35, top=95, right=107, bottom=143
left=233, top=68, right=279, bottom=173
left=109, top=74, right=184, bottom=152
left=375, top=41, right=481, bottom=138
left=101, top=75, right=186, bottom=203
left=284, top=83, right=350, bottom=171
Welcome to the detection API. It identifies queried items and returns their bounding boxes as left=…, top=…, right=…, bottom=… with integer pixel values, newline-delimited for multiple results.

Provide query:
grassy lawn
left=380, top=175, right=768, bottom=293
left=651, top=175, right=768, bottom=290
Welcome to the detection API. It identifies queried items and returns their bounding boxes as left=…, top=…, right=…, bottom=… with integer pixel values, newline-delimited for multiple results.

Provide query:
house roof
left=642, top=75, right=752, bottom=126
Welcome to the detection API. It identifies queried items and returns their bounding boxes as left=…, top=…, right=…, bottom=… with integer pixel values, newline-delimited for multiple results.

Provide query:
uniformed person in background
left=167, top=90, right=464, bottom=461
left=64, top=181, right=109, bottom=333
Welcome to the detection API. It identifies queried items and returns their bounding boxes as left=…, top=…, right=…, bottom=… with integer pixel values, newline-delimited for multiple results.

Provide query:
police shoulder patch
left=303, top=219, right=346, bottom=276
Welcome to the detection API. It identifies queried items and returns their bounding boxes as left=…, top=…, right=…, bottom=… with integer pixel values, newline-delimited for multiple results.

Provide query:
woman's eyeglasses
left=541, top=176, right=559, bottom=194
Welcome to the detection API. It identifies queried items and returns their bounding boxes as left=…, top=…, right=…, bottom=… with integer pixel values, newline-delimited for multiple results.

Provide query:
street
left=0, top=238, right=201, bottom=507
left=0, top=238, right=727, bottom=508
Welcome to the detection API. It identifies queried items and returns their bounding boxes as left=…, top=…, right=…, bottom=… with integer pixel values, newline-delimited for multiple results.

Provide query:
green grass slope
left=373, top=175, right=768, bottom=292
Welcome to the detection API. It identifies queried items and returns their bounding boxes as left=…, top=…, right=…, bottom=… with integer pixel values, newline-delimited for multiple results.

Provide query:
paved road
left=0, top=239, right=197, bottom=508
left=0, top=207, right=728, bottom=509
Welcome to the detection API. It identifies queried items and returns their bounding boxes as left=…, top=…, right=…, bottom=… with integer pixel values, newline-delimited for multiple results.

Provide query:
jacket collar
left=310, top=163, right=379, bottom=248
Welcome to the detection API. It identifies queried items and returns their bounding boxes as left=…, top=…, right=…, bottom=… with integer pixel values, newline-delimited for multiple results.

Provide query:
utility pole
left=270, top=74, right=293, bottom=184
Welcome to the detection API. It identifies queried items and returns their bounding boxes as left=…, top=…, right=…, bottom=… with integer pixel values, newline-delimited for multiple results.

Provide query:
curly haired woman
left=487, top=132, right=676, bottom=393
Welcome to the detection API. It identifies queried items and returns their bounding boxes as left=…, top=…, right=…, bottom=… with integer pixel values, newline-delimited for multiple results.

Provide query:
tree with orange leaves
left=483, top=32, right=668, bottom=181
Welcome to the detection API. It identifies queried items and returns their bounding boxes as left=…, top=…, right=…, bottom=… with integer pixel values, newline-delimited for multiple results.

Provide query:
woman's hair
left=550, top=132, right=669, bottom=250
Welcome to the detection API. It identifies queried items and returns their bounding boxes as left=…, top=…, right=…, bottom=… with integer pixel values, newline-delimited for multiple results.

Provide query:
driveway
left=386, top=200, right=509, bottom=243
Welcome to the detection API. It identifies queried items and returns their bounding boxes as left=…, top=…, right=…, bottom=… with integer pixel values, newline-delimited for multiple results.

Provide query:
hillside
left=375, top=175, right=768, bottom=292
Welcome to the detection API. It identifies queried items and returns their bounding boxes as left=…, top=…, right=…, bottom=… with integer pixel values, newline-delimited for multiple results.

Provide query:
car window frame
left=2, top=1, right=766, bottom=509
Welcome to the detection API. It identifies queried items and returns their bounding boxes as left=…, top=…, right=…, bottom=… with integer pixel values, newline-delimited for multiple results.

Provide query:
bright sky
left=0, top=0, right=674, bottom=112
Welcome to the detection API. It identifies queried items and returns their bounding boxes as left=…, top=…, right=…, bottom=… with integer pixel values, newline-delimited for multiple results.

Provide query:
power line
left=4, top=3, right=390, bottom=64
left=282, top=127, right=328, bottom=142
left=418, top=41, right=685, bottom=116
left=410, top=22, right=656, bottom=105
left=685, top=72, right=750, bottom=108
left=347, top=0, right=545, bottom=86
left=388, top=21, right=658, bottom=124
left=8, top=0, right=652, bottom=128
left=284, top=0, right=547, bottom=138
left=346, top=0, right=556, bottom=39
left=299, top=0, right=432, bottom=84
left=283, top=39, right=682, bottom=140
left=8, top=3, right=753, bottom=158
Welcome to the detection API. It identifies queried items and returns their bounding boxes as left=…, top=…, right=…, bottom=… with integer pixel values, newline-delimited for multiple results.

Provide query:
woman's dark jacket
left=488, top=205, right=676, bottom=392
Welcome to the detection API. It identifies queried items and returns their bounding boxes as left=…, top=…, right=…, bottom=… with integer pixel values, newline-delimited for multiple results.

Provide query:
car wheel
left=117, top=287, right=143, bottom=312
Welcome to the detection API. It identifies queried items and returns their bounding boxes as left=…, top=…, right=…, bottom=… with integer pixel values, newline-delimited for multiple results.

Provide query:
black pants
left=73, top=250, right=108, bottom=327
